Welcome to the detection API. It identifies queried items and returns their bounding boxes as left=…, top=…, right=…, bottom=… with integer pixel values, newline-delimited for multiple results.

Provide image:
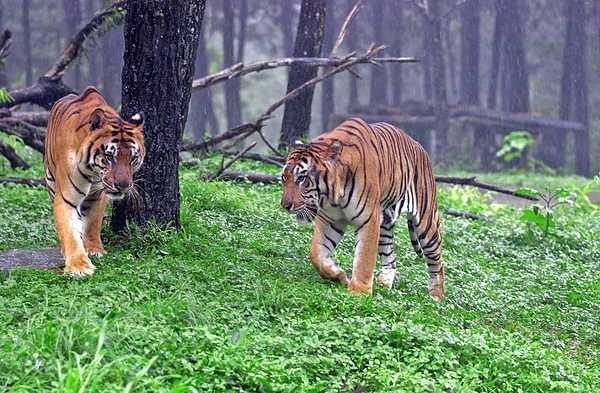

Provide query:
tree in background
left=23, top=0, right=33, bottom=87
left=370, top=0, right=388, bottom=106
left=62, top=0, right=82, bottom=89
left=500, top=0, right=529, bottom=114
left=459, top=0, right=480, bottom=106
left=279, top=0, right=326, bottom=147
left=388, top=0, right=404, bottom=107
left=112, top=0, right=205, bottom=231
left=320, top=0, right=336, bottom=134
left=222, top=0, right=243, bottom=130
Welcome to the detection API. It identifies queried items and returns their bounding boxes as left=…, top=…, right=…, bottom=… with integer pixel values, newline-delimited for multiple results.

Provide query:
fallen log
left=444, top=208, right=497, bottom=223
left=0, top=139, right=30, bottom=170
left=0, top=118, right=46, bottom=154
left=0, top=177, right=44, bottom=187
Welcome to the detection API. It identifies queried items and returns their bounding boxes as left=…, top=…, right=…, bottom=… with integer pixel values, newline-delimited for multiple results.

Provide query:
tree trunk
left=321, top=0, right=336, bottom=134
left=112, top=0, right=204, bottom=231
left=346, top=0, right=358, bottom=109
left=444, top=18, right=457, bottom=99
left=23, top=0, right=33, bottom=87
left=459, top=0, right=480, bottom=105
left=63, top=0, right=82, bottom=89
left=500, top=0, right=529, bottom=113
left=84, top=0, right=99, bottom=87
left=388, top=0, right=404, bottom=107
left=223, top=0, right=242, bottom=130
left=280, top=0, right=295, bottom=57
left=370, top=0, right=388, bottom=106
left=421, top=23, right=433, bottom=101
left=279, top=0, right=326, bottom=147
left=487, top=5, right=503, bottom=110
left=189, top=27, right=219, bottom=139
left=424, top=1, right=449, bottom=158
left=102, top=26, right=124, bottom=107
left=571, top=0, right=590, bottom=177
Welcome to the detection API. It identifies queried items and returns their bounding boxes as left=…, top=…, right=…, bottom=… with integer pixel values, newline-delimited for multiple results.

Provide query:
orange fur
left=44, top=86, right=145, bottom=276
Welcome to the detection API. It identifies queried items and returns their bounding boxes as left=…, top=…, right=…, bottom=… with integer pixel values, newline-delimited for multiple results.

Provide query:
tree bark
left=459, top=0, right=480, bottom=105
left=499, top=0, right=529, bottom=113
left=63, top=0, right=82, bottom=89
left=571, top=0, right=590, bottom=177
left=102, top=26, right=124, bottom=107
left=321, top=0, right=336, bottom=134
left=388, top=0, right=404, bottom=107
left=223, top=0, right=242, bottom=130
left=346, top=0, right=359, bottom=109
left=23, top=0, right=33, bottom=87
left=280, top=0, right=295, bottom=58
left=112, top=0, right=204, bottom=231
left=370, top=0, right=388, bottom=106
left=487, top=5, right=503, bottom=110
left=189, top=27, right=219, bottom=139
left=279, top=0, right=326, bottom=147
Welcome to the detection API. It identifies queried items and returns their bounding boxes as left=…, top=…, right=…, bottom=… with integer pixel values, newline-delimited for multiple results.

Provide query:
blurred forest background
left=1, top=0, right=599, bottom=176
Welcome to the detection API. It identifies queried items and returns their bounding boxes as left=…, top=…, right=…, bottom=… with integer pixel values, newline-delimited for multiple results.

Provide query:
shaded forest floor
left=0, top=156, right=599, bottom=392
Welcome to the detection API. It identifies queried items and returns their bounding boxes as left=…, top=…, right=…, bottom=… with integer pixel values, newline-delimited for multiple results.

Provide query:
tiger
left=44, top=86, right=145, bottom=276
left=280, top=118, right=444, bottom=299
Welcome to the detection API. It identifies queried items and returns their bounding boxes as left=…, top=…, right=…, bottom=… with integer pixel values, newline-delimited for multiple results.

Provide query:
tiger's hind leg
left=376, top=203, right=401, bottom=289
left=408, top=212, right=444, bottom=300
left=81, top=192, right=108, bottom=257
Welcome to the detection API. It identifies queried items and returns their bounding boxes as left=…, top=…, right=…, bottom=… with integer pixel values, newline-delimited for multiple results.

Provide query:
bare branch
left=208, top=142, right=258, bottom=181
left=191, top=55, right=417, bottom=92
left=0, top=118, right=46, bottom=154
left=0, top=30, right=12, bottom=60
left=0, top=138, right=30, bottom=170
left=435, top=175, right=538, bottom=201
left=0, top=177, right=44, bottom=187
left=444, top=208, right=497, bottom=223
left=330, top=1, right=363, bottom=57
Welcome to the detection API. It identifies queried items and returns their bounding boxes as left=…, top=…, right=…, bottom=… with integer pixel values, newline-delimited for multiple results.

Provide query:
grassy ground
left=0, top=155, right=599, bottom=392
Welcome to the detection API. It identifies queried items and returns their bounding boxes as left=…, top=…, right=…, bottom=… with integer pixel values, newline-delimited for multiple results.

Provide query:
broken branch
left=208, top=141, right=257, bottom=181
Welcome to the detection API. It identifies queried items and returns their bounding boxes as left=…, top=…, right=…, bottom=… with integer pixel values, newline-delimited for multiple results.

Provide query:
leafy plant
left=496, top=131, right=535, bottom=163
left=568, top=174, right=600, bottom=212
left=516, top=186, right=574, bottom=237
left=0, top=88, right=14, bottom=103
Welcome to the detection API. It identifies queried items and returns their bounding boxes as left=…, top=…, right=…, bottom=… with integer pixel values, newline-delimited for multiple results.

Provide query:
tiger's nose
left=115, top=180, right=131, bottom=191
left=281, top=200, right=292, bottom=211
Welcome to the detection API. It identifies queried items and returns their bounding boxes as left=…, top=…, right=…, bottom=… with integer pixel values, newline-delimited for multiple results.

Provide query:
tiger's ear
left=290, top=139, right=304, bottom=148
left=327, top=140, right=342, bottom=162
left=130, top=112, right=145, bottom=128
left=90, top=108, right=106, bottom=131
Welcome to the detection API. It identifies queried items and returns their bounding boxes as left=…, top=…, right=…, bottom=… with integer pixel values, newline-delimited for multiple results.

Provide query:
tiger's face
left=85, top=109, right=145, bottom=200
left=281, top=140, right=342, bottom=224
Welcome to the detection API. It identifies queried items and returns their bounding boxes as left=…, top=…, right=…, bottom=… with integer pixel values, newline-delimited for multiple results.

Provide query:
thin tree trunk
left=444, top=18, right=457, bottom=99
left=321, top=0, right=336, bottom=134
left=190, top=27, right=219, bottom=139
left=279, top=0, right=326, bottom=147
left=389, top=0, right=404, bottom=106
left=571, top=0, right=590, bottom=177
left=23, top=0, right=33, bottom=87
left=280, top=0, right=295, bottom=57
left=459, top=0, right=480, bottom=105
left=501, top=0, right=529, bottom=113
left=63, top=0, right=82, bottom=89
left=422, top=23, right=433, bottom=101
left=85, top=0, right=98, bottom=86
left=487, top=5, right=503, bottom=110
left=223, top=0, right=242, bottom=130
left=346, top=0, right=358, bottom=109
left=112, top=0, right=204, bottom=231
left=102, top=26, right=124, bottom=107
left=370, top=0, right=388, bottom=106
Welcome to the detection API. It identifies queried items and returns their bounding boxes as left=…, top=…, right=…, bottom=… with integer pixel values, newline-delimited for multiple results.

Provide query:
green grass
left=0, top=158, right=599, bottom=392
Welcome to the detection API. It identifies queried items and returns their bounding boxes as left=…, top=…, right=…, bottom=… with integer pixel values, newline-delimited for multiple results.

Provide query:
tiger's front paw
left=347, top=279, right=372, bottom=296
left=65, top=254, right=96, bottom=276
left=85, top=243, right=106, bottom=258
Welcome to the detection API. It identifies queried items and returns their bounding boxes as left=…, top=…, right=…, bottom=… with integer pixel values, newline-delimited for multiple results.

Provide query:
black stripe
left=68, top=174, right=86, bottom=196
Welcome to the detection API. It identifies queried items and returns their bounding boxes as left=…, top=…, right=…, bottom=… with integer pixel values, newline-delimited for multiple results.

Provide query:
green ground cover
left=0, top=157, right=599, bottom=392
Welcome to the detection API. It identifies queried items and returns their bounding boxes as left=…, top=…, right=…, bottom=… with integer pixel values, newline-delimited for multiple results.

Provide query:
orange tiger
left=44, top=86, right=145, bottom=276
left=280, top=118, right=444, bottom=299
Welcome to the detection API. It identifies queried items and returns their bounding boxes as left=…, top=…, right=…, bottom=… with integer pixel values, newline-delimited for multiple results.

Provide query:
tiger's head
left=280, top=139, right=342, bottom=224
left=83, top=108, right=146, bottom=200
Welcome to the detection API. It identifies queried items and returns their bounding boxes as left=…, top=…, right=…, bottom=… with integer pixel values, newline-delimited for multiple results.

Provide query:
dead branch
left=6, top=111, right=50, bottom=127
left=0, top=177, right=44, bottom=187
left=0, top=30, right=12, bottom=60
left=0, top=1, right=126, bottom=110
left=210, top=170, right=280, bottom=184
left=330, top=1, right=363, bottom=57
left=208, top=142, right=257, bottom=180
left=181, top=123, right=258, bottom=153
left=0, top=118, right=46, bottom=154
left=222, top=151, right=285, bottom=167
left=190, top=55, right=417, bottom=93
left=444, top=208, right=497, bottom=223
left=0, top=139, right=30, bottom=170
left=435, top=175, right=538, bottom=201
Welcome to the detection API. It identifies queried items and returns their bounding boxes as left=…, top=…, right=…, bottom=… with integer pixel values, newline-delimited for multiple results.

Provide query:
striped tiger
left=44, top=86, right=145, bottom=276
left=280, top=118, right=444, bottom=299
